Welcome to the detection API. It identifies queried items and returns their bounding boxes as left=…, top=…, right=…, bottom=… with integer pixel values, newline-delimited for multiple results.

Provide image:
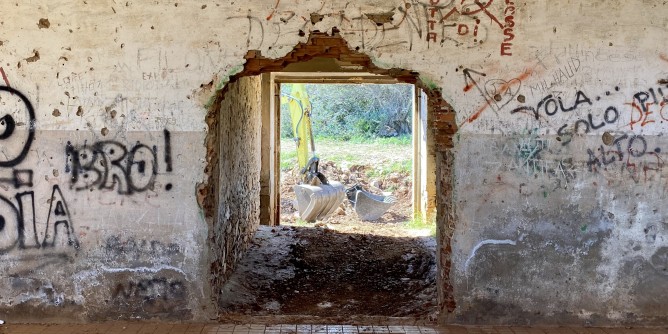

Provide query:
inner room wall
left=209, top=75, right=263, bottom=304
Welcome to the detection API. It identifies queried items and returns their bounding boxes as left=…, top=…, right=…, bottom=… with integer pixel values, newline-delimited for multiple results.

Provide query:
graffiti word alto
left=587, top=134, right=664, bottom=183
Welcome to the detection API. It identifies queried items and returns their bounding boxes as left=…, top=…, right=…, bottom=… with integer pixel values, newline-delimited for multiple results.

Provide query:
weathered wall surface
left=209, top=76, right=262, bottom=303
left=444, top=2, right=668, bottom=326
left=1, top=0, right=667, bottom=325
left=0, top=2, right=219, bottom=321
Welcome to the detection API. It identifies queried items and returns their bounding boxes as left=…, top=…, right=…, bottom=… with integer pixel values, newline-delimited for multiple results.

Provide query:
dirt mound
left=219, top=226, right=437, bottom=320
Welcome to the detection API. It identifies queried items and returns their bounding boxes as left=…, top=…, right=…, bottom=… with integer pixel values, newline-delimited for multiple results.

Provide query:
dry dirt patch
left=219, top=226, right=437, bottom=320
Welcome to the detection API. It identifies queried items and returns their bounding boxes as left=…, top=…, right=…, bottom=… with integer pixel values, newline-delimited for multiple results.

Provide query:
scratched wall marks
left=104, top=235, right=183, bottom=265
left=228, top=0, right=519, bottom=54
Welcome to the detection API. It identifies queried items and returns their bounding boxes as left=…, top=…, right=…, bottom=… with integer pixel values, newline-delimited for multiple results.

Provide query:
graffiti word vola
left=511, top=90, right=592, bottom=120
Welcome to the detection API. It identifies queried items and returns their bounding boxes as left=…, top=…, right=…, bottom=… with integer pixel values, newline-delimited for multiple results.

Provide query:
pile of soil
left=219, top=226, right=437, bottom=320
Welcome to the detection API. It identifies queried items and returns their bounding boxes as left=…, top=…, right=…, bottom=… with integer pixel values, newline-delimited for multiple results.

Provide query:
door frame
left=259, top=72, right=435, bottom=226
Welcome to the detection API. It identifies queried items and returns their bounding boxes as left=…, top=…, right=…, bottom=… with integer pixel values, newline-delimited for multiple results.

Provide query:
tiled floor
left=0, top=323, right=665, bottom=334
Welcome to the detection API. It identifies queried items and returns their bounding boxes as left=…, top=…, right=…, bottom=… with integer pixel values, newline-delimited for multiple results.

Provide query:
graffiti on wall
left=461, top=67, right=526, bottom=123
left=0, top=85, right=79, bottom=254
left=586, top=133, right=664, bottom=183
left=509, top=84, right=668, bottom=143
left=0, top=86, right=35, bottom=168
left=65, top=129, right=173, bottom=194
left=460, top=57, right=668, bottom=187
left=503, top=131, right=577, bottom=182
left=0, top=185, right=78, bottom=253
left=229, top=0, right=518, bottom=54
left=529, top=54, right=582, bottom=97
left=501, top=78, right=668, bottom=184
left=111, top=277, right=186, bottom=302
left=510, top=90, right=593, bottom=121
left=104, top=235, right=181, bottom=260
left=626, top=85, right=668, bottom=130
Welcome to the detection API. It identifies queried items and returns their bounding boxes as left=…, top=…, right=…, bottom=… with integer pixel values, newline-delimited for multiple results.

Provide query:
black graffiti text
left=0, top=185, right=78, bottom=253
left=112, top=278, right=186, bottom=301
left=66, top=130, right=172, bottom=194
left=556, top=106, right=619, bottom=145
left=0, top=86, right=36, bottom=167
left=586, top=134, right=663, bottom=183
left=511, top=90, right=592, bottom=120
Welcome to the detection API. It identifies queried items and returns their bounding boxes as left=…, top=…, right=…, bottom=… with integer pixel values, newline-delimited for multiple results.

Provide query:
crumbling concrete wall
left=1, top=0, right=667, bottom=326
left=444, top=3, right=668, bottom=326
left=0, top=2, right=218, bottom=322
left=209, top=76, right=262, bottom=302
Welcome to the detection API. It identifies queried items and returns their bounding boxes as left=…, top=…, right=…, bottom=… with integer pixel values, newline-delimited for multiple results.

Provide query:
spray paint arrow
left=462, top=68, right=500, bottom=124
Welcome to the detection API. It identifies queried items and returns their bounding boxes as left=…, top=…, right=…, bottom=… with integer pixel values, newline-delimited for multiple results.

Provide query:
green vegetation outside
left=280, top=83, right=414, bottom=141
left=404, top=215, right=437, bottom=237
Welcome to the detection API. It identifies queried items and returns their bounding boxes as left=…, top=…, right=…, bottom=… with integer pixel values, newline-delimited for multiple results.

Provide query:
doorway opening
left=199, top=32, right=458, bottom=322
left=269, top=71, right=436, bottom=229
left=277, top=81, right=423, bottom=227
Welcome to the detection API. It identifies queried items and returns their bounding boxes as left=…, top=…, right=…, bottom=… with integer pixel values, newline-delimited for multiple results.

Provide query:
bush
left=280, top=83, right=413, bottom=141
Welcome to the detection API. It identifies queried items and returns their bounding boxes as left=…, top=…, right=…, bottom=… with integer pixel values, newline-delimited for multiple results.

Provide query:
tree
left=280, top=83, right=413, bottom=140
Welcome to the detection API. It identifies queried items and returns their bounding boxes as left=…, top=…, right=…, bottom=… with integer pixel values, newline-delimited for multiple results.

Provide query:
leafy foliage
left=280, top=83, right=413, bottom=140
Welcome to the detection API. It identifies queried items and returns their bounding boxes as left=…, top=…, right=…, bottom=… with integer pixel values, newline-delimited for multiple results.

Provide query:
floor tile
left=0, top=322, right=662, bottom=334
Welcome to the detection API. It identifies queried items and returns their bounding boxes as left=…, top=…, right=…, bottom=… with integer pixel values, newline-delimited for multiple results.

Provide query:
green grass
left=282, top=135, right=412, bottom=145
left=280, top=150, right=298, bottom=171
left=293, top=218, right=309, bottom=226
left=313, top=135, right=412, bottom=146
left=326, top=152, right=360, bottom=165
left=403, top=215, right=436, bottom=237
left=366, top=159, right=412, bottom=178
left=279, top=137, right=412, bottom=175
